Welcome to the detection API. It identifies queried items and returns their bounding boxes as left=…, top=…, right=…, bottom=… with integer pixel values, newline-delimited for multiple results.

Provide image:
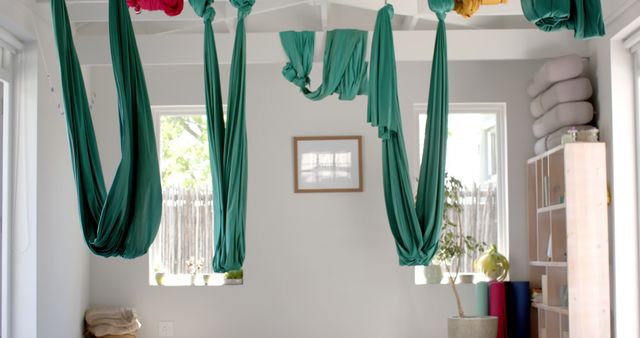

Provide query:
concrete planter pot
left=423, top=265, right=443, bottom=284
left=448, top=316, right=498, bottom=338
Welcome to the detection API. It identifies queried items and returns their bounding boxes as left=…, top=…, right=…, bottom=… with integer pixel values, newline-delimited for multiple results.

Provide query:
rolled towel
left=527, top=55, right=586, bottom=98
left=530, top=77, right=593, bottom=118
left=534, top=125, right=597, bottom=154
left=533, top=102, right=594, bottom=138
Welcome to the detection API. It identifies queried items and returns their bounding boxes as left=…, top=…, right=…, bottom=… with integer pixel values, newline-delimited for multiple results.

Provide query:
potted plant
left=202, top=274, right=212, bottom=286
left=223, top=269, right=243, bottom=285
left=154, top=265, right=166, bottom=286
left=186, top=257, right=204, bottom=286
left=435, top=175, right=497, bottom=338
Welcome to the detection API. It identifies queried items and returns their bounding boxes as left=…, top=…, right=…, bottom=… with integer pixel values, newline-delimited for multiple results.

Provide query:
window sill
left=150, top=273, right=243, bottom=287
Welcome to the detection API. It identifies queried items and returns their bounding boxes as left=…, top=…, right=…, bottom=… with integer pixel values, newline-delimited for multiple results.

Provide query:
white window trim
left=413, top=103, right=509, bottom=285
left=0, top=32, right=17, bottom=338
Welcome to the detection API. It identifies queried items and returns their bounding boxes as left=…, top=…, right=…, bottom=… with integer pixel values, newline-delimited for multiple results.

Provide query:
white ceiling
left=55, top=0, right=531, bottom=36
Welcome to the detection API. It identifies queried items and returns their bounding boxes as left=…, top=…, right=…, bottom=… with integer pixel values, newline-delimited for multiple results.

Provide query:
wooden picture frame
left=293, top=136, right=363, bottom=193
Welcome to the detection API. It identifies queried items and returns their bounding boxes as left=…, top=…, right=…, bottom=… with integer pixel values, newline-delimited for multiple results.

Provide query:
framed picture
left=293, top=136, right=363, bottom=193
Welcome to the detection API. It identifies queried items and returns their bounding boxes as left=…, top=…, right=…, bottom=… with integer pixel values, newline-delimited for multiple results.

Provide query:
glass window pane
left=419, top=111, right=501, bottom=273
left=149, top=114, right=216, bottom=285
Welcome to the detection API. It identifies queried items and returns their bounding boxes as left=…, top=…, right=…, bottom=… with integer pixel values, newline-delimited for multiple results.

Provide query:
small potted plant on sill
left=186, top=257, right=204, bottom=286
left=436, top=175, right=497, bottom=338
left=223, top=269, right=243, bottom=285
left=154, top=265, right=166, bottom=286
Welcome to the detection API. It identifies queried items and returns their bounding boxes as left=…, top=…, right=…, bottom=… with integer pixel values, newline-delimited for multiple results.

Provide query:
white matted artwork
left=293, top=136, right=363, bottom=193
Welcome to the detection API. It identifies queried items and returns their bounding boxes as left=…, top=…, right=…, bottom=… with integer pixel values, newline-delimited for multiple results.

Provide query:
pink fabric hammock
left=127, top=0, right=184, bottom=16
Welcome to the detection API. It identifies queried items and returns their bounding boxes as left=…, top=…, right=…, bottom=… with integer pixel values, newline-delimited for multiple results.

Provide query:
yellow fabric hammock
left=454, top=0, right=507, bottom=18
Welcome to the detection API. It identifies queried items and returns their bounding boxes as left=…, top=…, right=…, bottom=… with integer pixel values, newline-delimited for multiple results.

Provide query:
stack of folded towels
left=85, top=307, right=141, bottom=338
left=528, top=55, right=597, bottom=155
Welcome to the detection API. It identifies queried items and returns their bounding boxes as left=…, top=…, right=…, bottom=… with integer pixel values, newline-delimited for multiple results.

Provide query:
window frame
left=0, top=30, right=19, bottom=338
left=413, top=102, right=509, bottom=283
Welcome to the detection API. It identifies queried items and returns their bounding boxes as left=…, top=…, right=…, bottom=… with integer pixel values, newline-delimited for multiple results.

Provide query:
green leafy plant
left=223, top=269, right=243, bottom=280
left=435, top=174, right=486, bottom=318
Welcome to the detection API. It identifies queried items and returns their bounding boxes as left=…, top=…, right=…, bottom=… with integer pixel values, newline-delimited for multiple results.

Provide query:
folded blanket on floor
left=530, top=77, right=592, bottom=118
left=87, top=320, right=141, bottom=337
left=534, top=125, right=595, bottom=155
left=533, top=101, right=594, bottom=138
left=85, top=308, right=137, bottom=325
left=527, top=55, right=585, bottom=98
left=88, top=317, right=139, bottom=328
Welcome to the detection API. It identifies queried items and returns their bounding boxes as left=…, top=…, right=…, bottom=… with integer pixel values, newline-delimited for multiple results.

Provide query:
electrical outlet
left=159, top=321, right=174, bottom=337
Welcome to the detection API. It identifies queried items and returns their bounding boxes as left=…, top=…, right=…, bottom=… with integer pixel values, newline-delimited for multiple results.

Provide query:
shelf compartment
left=537, top=159, right=544, bottom=209
left=551, top=209, right=567, bottom=262
left=547, top=266, right=568, bottom=308
left=529, top=266, right=546, bottom=289
left=528, top=162, right=538, bottom=262
left=533, top=303, right=569, bottom=316
left=537, top=212, right=551, bottom=261
left=529, top=261, right=568, bottom=268
left=561, top=314, right=570, bottom=338
left=537, top=203, right=566, bottom=213
left=548, top=149, right=566, bottom=206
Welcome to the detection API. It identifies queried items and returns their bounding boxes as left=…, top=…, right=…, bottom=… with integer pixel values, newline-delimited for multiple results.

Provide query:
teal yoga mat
left=476, top=281, right=489, bottom=316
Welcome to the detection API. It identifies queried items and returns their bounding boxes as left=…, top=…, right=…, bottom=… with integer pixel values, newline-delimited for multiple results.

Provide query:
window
left=149, top=106, right=229, bottom=286
left=414, top=103, right=508, bottom=284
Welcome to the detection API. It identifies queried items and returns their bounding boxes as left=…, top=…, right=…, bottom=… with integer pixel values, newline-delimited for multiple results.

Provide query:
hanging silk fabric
left=51, top=0, right=162, bottom=258
left=280, top=29, right=369, bottom=101
left=189, top=0, right=252, bottom=273
left=521, top=0, right=605, bottom=39
left=454, top=0, right=507, bottom=18
left=368, top=1, right=452, bottom=266
left=127, top=0, right=184, bottom=16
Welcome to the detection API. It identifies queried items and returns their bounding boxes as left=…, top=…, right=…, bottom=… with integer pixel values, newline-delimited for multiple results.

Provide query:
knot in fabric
left=189, top=0, right=216, bottom=21
left=282, top=63, right=310, bottom=88
left=231, top=0, right=255, bottom=19
left=203, top=6, right=216, bottom=22
left=382, top=3, right=394, bottom=16
left=428, top=0, right=454, bottom=16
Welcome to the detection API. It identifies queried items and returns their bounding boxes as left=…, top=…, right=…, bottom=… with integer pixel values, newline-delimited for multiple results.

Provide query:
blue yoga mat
left=506, top=281, right=531, bottom=338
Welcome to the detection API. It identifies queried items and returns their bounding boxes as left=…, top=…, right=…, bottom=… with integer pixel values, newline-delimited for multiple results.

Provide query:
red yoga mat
left=490, top=282, right=508, bottom=338
left=127, top=0, right=184, bottom=16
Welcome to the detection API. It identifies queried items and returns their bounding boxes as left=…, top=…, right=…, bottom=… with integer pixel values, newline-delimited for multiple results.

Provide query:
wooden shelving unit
left=527, top=143, right=611, bottom=338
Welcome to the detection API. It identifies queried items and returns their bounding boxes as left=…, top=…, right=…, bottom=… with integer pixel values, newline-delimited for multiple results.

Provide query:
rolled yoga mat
left=530, top=77, right=593, bottom=118
left=489, top=282, right=507, bottom=338
left=532, top=101, right=594, bottom=138
left=476, top=281, right=489, bottom=316
left=527, top=54, right=585, bottom=98
left=507, top=281, right=531, bottom=338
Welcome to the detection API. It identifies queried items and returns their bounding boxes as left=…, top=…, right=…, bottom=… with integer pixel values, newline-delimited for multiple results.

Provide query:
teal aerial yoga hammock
left=368, top=1, right=452, bottom=266
left=521, top=0, right=605, bottom=39
left=51, top=0, right=162, bottom=258
left=280, top=29, right=369, bottom=101
left=189, top=0, right=252, bottom=273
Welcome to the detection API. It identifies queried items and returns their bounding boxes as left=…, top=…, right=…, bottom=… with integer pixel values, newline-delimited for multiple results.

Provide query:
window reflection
left=300, top=151, right=353, bottom=184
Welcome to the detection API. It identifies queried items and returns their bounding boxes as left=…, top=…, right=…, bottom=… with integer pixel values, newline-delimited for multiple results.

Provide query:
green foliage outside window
left=160, top=115, right=211, bottom=188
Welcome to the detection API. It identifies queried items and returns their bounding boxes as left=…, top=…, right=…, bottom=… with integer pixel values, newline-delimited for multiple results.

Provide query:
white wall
left=88, top=59, right=541, bottom=338
left=589, top=1, right=640, bottom=336
left=0, top=78, right=3, bottom=336
left=35, top=26, right=91, bottom=338
left=0, top=1, right=91, bottom=337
